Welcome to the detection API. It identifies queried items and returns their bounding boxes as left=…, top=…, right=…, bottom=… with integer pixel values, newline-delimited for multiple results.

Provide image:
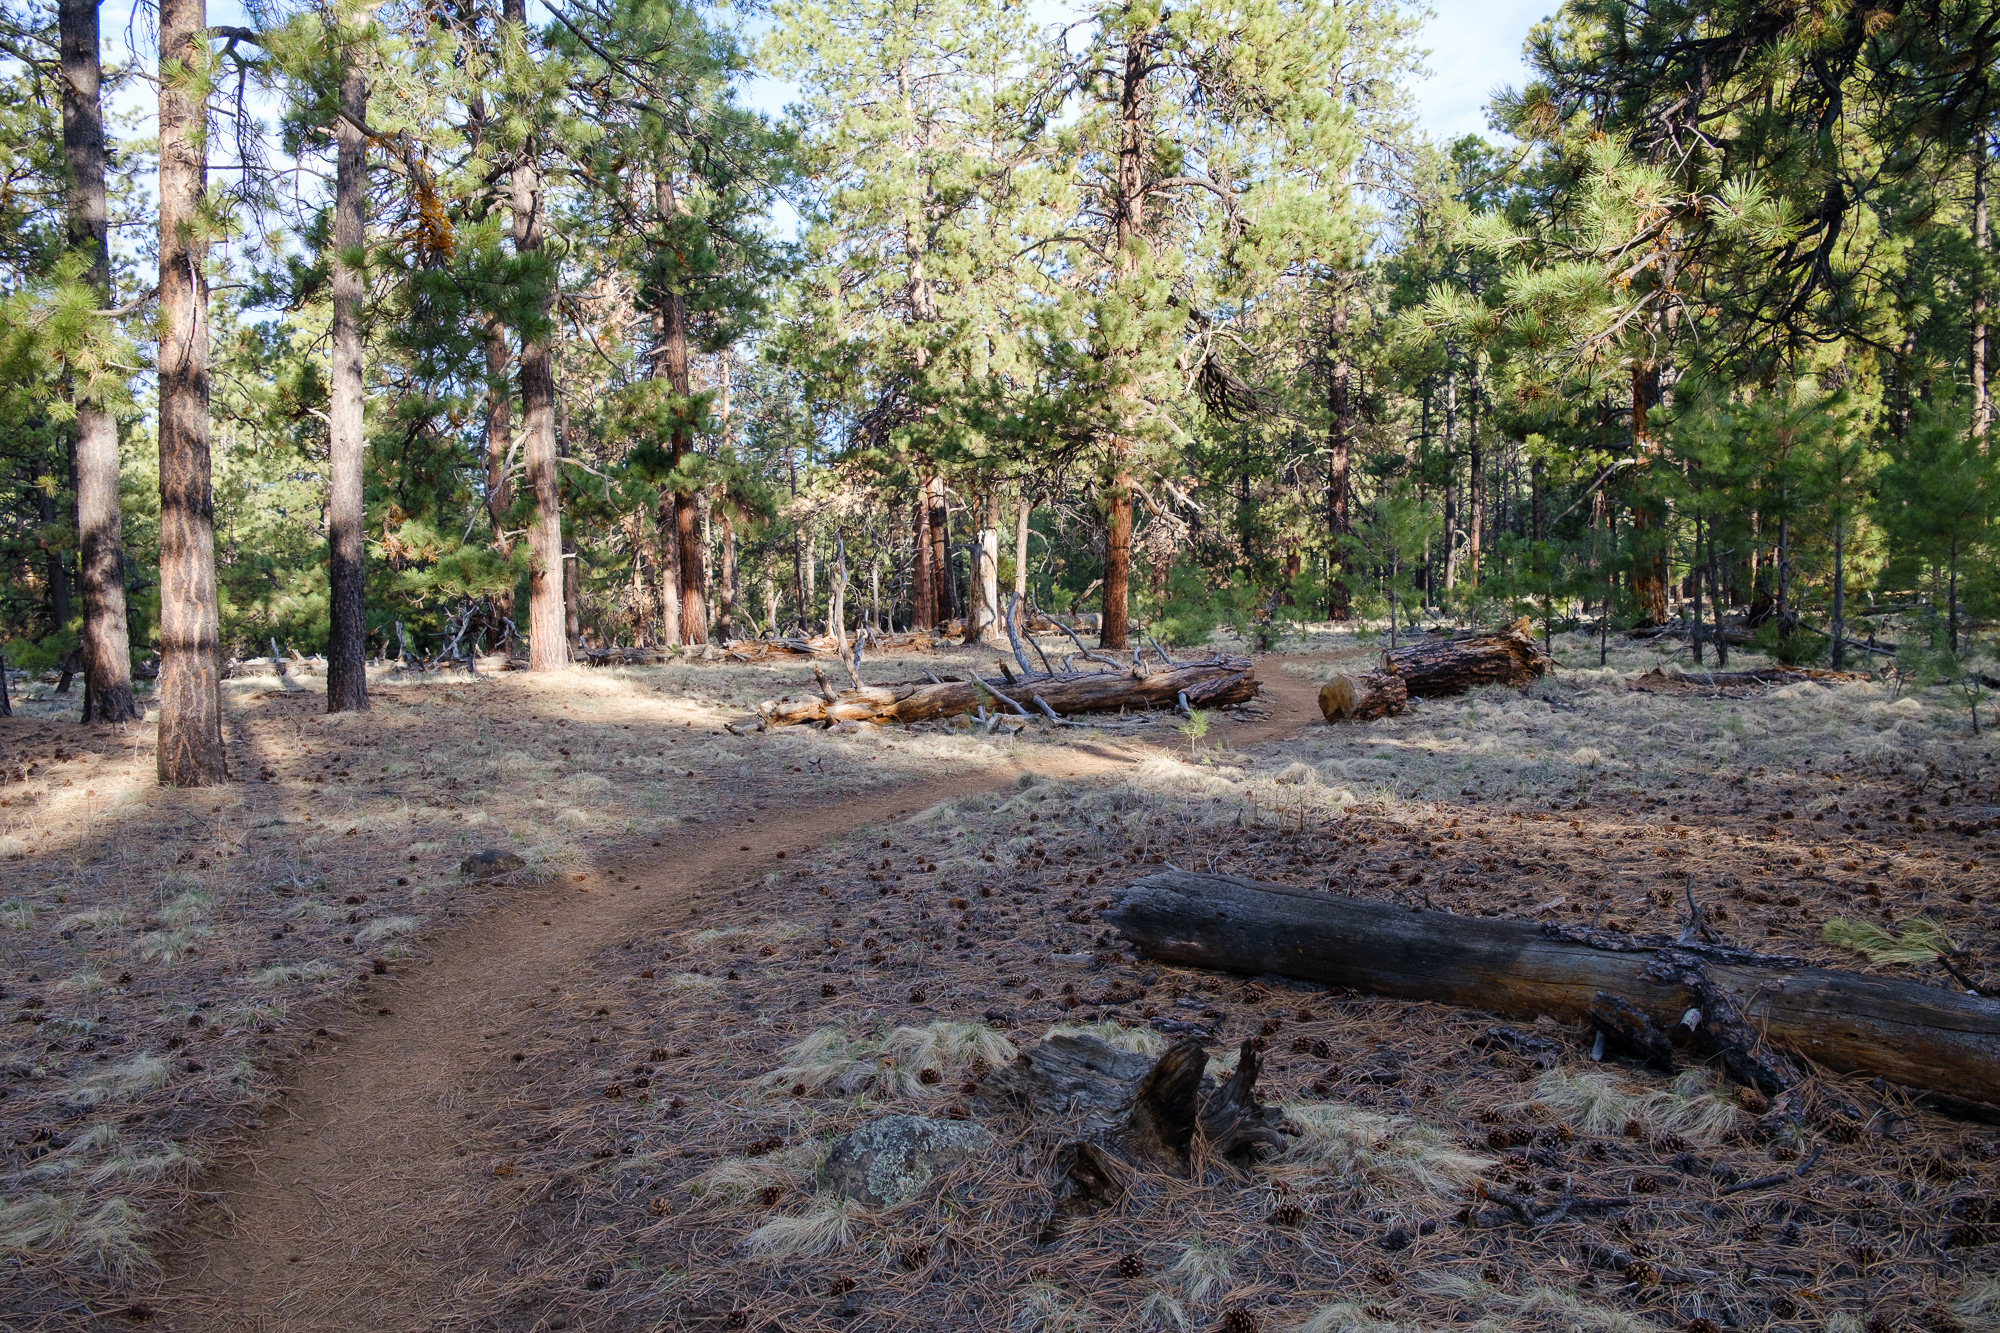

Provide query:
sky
left=1412, top=0, right=1555, bottom=142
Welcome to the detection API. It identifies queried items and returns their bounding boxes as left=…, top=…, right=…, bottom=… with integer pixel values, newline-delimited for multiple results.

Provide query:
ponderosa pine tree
left=500, top=0, right=567, bottom=670
left=1027, top=0, right=1361, bottom=647
left=156, top=0, right=226, bottom=783
left=59, top=0, right=138, bottom=723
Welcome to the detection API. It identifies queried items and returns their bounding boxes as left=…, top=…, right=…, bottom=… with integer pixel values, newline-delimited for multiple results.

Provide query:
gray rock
left=817, top=1115, right=994, bottom=1206
left=459, top=849, right=526, bottom=879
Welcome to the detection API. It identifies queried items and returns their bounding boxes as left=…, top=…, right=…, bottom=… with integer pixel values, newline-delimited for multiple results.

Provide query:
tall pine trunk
left=1975, top=133, right=1989, bottom=443
left=61, top=0, right=138, bottom=723
left=483, top=317, right=515, bottom=643
left=156, top=0, right=225, bottom=784
left=1629, top=363, right=1668, bottom=624
left=506, top=0, right=566, bottom=670
left=913, top=484, right=935, bottom=630
left=927, top=475, right=951, bottom=626
left=718, top=508, right=738, bottom=640
left=653, top=172, right=706, bottom=644
left=325, top=56, right=369, bottom=713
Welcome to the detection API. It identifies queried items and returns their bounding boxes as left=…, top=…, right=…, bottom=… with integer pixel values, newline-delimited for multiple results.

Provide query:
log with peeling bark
left=1381, top=615, right=1551, bottom=698
left=752, top=654, right=1257, bottom=729
left=1105, top=869, right=2000, bottom=1109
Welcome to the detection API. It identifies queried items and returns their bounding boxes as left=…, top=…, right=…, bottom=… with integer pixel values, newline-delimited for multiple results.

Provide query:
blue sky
left=1412, top=0, right=1554, bottom=141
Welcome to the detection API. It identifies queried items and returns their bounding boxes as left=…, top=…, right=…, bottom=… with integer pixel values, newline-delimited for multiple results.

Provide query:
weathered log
left=1318, top=669, right=1408, bottom=722
left=1105, top=870, right=2000, bottom=1107
left=753, top=655, right=1257, bottom=729
left=1626, top=665, right=1871, bottom=693
left=1382, top=616, right=1550, bottom=697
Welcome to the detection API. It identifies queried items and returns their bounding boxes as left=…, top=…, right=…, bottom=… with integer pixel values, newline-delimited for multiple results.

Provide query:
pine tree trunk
left=658, top=493, right=681, bottom=646
left=719, top=508, right=738, bottom=640
left=1466, top=363, right=1483, bottom=587
left=483, top=317, right=515, bottom=642
left=678, top=489, right=708, bottom=643
left=563, top=538, right=582, bottom=648
left=156, top=0, right=225, bottom=785
left=927, top=475, right=952, bottom=625
left=506, top=0, right=566, bottom=671
left=61, top=0, right=138, bottom=724
left=1975, top=133, right=1989, bottom=442
left=1100, top=465, right=1133, bottom=649
left=325, top=56, right=370, bottom=713
left=913, top=486, right=935, bottom=630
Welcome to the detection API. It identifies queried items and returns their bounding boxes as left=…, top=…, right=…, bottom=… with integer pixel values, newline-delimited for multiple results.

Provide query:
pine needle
left=1821, top=915, right=1956, bottom=964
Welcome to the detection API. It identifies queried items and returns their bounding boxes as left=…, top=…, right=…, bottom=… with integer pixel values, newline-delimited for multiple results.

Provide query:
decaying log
left=1318, top=669, right=1408, bottom=723
left=1626, top=665, right=1871, bottom=694
left=972, top=1031, right=1293, bottom=1171
left=753, top=655, right=1257, bottom=729
left=1105, top=870, right=2000, bottom=1106
left=1382, top=616, right=1551, bottom=698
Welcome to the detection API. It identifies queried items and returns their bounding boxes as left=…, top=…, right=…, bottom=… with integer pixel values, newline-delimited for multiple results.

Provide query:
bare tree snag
left=753, top=655, right=1256, bottom=729
left=1381, top=616, right=1550, bottom=698
left=1106, top=870, right=2000, bottom=1107
left=974, top=1031, right=1291, bottom=1182
left=1318, top=670, right=1407, bottom=722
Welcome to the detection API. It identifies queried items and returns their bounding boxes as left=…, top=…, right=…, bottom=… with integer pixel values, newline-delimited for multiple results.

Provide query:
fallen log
left=1105, top=870, right=2000, bottom=1108
left=753, top=655, right=1257, bottom=729
left=1317, top=669, right=1407, bottom=723
left=1626, top=665, right=1871, bottom=694
left=1382, top=615, right=1550, bottom=698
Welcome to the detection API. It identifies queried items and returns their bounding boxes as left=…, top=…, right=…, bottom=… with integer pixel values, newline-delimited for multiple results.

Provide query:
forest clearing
left=4, top=626, right=2000, bottom=1332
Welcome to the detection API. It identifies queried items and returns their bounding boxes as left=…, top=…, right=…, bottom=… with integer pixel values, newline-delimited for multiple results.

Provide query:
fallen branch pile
left=1626, top=665, right=1871, bottom=694
left=1106, top=869, right=2000, bottom=1111
left=752, top=597, right=1256, bottom=729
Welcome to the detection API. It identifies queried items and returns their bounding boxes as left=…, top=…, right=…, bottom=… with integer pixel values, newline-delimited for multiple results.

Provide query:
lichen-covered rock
left=817, top=1115, right=994, bottom=1206
left=459, top=849, right=525, bottom=879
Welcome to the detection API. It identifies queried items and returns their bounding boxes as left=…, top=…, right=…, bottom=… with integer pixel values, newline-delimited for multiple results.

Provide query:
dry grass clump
left=1277, top=1101, right=1493, bottom=1208
left=744, top=1195, right=867, bottom=1263
left=763, top=1021, right=1018, bottom=1099
left=1822, top=914, right=1957, bottom=964
left=1521, top=1068, right=1740, bottom=1147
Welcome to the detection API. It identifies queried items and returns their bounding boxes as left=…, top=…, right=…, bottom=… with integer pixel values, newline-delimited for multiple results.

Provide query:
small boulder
left=459, top=849, right=526, bottom=879
left=817, top=1114, right=994, bottom=1206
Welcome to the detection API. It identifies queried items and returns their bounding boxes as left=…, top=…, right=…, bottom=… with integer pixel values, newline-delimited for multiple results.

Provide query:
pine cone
left=1118, top=1252, right=1145, bottom=1278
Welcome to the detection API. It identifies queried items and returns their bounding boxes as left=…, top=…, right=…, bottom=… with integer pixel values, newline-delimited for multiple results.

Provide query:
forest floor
left=4, top=626, right=2000, bottom=1333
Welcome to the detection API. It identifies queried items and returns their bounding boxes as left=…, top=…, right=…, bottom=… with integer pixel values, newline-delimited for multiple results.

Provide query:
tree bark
left=156, top=0, right=226, bottom=785
left=325, top=54, right=370, bottom=714
left=755, top=655, right=1256, bottom=729
left=1381, top=616, right=1550, bottom=697
left=927, top=474, right=952, bottom=626
left=1107, top=870, right=2000, bottom=1107
left=1100, top=464, right=1133, bottom=649
left=912, top=485, right=935, bottom=631
left=1975, top=132, right=1989, bottom=443
left=1629, top=364, right=1668, bottom=624
left=718, top=506, right=738, bottom=640
left=506, top=0, right=566, bottom=671
left=60, top=0, right=138, bottom=724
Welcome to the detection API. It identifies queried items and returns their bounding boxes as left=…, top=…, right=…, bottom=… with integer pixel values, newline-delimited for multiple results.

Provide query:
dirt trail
left=147, top=658, right=1324, bottom=1332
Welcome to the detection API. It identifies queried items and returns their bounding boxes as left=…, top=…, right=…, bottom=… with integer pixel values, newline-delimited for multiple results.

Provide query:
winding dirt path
left=146, top=660, right=1324, bottom=1332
